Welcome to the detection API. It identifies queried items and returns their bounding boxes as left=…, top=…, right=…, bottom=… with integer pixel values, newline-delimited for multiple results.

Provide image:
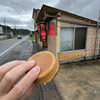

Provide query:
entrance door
left=60, top=27, right=74, bottom=52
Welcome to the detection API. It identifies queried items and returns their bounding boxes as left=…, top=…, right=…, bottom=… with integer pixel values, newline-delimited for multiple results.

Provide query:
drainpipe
left=94, top=11, right=100, bottom=59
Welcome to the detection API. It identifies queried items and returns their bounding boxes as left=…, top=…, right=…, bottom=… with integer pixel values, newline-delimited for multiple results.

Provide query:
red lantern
left=30, top=33, right=32, bottom=37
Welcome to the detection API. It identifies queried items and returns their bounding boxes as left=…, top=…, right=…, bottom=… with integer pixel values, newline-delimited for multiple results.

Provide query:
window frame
left=60, top=26, right=88, bottom=53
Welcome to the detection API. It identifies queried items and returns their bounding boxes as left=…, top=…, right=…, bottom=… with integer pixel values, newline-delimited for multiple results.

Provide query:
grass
left=0, top=36, right=17, bottom=41
left=29, top=36, right=35, bottom=40
left=0, top=37, right=8, bottom=40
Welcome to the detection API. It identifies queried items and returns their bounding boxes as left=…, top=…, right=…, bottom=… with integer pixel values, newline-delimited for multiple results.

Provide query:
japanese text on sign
left=40, top=22, right=47, bottom=42
left=49, top=23, right=55, bottom=36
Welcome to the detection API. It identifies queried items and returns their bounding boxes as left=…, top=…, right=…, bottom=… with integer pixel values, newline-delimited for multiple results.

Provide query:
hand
left=0, top=60, right=40, bottom=100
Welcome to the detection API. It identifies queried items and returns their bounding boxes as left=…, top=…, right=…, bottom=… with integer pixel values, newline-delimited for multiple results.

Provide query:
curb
left=53, top=80, right=63, bottom=100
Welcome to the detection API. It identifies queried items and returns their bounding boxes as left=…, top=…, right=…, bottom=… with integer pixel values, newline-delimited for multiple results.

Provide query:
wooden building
left=32, top=5, right=100, bottom=63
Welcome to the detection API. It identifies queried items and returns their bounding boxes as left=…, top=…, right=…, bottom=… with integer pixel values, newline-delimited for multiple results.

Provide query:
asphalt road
left=0, top=36, right=28, bottom=56
left=0, top=38, right=61, bottom=100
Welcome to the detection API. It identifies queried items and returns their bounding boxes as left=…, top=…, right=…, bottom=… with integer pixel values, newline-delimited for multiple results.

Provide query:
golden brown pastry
left=27, top=51, right=59, bottom=84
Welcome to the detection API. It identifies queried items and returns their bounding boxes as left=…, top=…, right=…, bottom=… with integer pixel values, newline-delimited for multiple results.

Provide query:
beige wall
left=48, top=35, right=56, bottom=56
left=95, top=28, right=100, bottom=56
left=86, top=27, right=100, bottom=58
left=60, top=14, right=88, bottom=27
left=58, top=14, right=99, bottom=62
left=61, top=14, right=89, bottom=23
left=47, top=13, right=100, bottom=62
left=48, top=18, right=57, bottom=56
left=86, top=26, right=96, bottom=57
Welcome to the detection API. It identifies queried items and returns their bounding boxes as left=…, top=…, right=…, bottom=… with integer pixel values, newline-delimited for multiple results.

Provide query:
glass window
left=60, top=27, right=74, bottom=52
left=75, top=28, right=87, bottom=50
left=60, top=27, right=87, bottom=52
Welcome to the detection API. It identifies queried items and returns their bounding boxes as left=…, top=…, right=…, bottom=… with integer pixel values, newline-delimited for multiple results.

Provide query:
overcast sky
left=0, top=0, right=100, bottom=31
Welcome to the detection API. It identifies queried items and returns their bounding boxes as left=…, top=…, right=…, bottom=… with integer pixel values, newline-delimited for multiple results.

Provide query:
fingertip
left=32, top=66, right=40, bottom=76
left=20, top=61, right=26, bottom=63
left=28, top=60, right=35, bottom=65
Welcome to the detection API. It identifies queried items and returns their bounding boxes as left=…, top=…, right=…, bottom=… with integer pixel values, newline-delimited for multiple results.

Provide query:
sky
left=0, top=0, right=100, bottom=31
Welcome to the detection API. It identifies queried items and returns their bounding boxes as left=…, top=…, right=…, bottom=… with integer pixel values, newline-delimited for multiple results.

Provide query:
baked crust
left=27, top=51, right=59, bottom=84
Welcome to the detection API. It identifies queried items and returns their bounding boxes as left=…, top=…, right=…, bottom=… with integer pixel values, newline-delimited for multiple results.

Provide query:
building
left=0, top=26, right=3, bottom=34
left=0, top=26, right=7, bottom=38
left=32, top=4, right=100, bottom=63
left=0, top=26, right=13, bottom=38
left=33, top=8, right=48, bottom=48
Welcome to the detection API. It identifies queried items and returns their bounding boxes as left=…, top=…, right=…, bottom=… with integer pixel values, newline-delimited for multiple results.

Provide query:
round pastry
left=27, top=51, right=59, bottom=84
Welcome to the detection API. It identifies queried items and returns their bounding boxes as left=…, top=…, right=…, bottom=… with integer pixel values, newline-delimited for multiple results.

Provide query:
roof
left=32, top=8, right=40, bottom=19
left=36, top=4, right=97, bottom=24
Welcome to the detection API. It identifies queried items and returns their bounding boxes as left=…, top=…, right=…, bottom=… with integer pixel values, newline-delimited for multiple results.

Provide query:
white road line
left=0, top=37, right=28, bottom=57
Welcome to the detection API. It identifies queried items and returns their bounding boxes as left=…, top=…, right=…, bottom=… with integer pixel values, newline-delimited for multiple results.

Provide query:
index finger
left=0, top=60, right=26, bottom=81
left=7, top=66, right=40, bottom=100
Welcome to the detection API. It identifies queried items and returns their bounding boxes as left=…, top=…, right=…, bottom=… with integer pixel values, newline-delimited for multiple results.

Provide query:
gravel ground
left=54, top=59, right=100, bottom=100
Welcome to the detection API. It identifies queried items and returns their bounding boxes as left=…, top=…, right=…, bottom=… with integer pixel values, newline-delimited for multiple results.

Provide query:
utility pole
left=29, top=23, right=32, bottom=37
left=14, top=24, right=16, bottom=29
left=94, top=11, right=100, bottom=59
left=4, top=18, right=6, bottom=26
left=3, top=18, right=8, bottom=34
left=14, top=24, right=16, bottom=36
left=98, top=11, right=100, bottom=58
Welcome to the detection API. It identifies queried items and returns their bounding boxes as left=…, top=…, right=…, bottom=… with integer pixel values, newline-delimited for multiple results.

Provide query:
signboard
left=49, top=23, right=55, bottom=36
left=40, top=22, right=47, bottom=42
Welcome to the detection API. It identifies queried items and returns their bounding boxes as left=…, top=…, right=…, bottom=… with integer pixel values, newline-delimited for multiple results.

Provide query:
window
left=75, top=28, right=87, bottom=50
left=60, top=27, right=87, bottom=52
left=60, top=27, right=74, bottom=52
